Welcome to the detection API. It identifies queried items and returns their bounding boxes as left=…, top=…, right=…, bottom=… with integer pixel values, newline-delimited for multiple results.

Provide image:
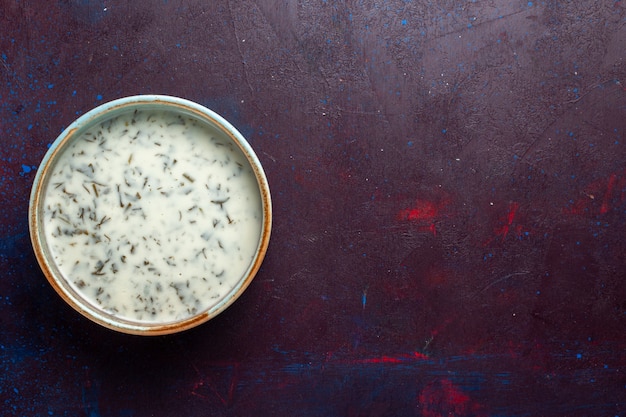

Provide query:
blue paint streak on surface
left=82, top=384, right=102, bottom=417
left=60, top=0, right=107, bottom=24
left=0, top=232, right=28, bottom=258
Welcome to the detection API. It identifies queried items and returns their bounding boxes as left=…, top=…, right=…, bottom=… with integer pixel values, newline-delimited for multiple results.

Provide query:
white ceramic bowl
left=29, top=95, right=271, bottom=335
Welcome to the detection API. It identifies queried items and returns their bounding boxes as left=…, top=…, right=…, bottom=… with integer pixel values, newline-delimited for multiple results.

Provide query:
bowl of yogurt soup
left=29, top=95, right=272, bottom=335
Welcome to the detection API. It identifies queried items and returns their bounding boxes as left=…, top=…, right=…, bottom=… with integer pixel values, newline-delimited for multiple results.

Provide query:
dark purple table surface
left=1, top=1, right=625, bottom=416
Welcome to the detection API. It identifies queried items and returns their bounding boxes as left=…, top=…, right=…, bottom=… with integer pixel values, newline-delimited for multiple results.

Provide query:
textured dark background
left=1, top=1, right=625, bottom=416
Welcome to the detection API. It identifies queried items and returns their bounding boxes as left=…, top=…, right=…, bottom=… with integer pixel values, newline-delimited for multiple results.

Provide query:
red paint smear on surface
left=352, top=351, right=430, bottom=365
left=418, top=379, right=487, bottom=417
left=361, top=356, right=404, bottom=364
left=565, top=170, right=626, bottom=216
left=600, top=173, right=619, bottom=214
left=495, top=201, right=519, bottom=241
left=483, top=201, right=530, bottom=246
left=397, top=199, right=448, bottom=236
left=398, top=200, right=439, bottom=221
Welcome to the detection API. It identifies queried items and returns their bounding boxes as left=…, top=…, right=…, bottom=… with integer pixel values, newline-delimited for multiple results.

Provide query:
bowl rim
left=28, top=95, right=272, bottom=335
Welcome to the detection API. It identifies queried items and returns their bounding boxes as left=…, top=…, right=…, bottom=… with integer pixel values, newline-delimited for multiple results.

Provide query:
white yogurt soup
left=41, top=108, right=263, bottom=324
